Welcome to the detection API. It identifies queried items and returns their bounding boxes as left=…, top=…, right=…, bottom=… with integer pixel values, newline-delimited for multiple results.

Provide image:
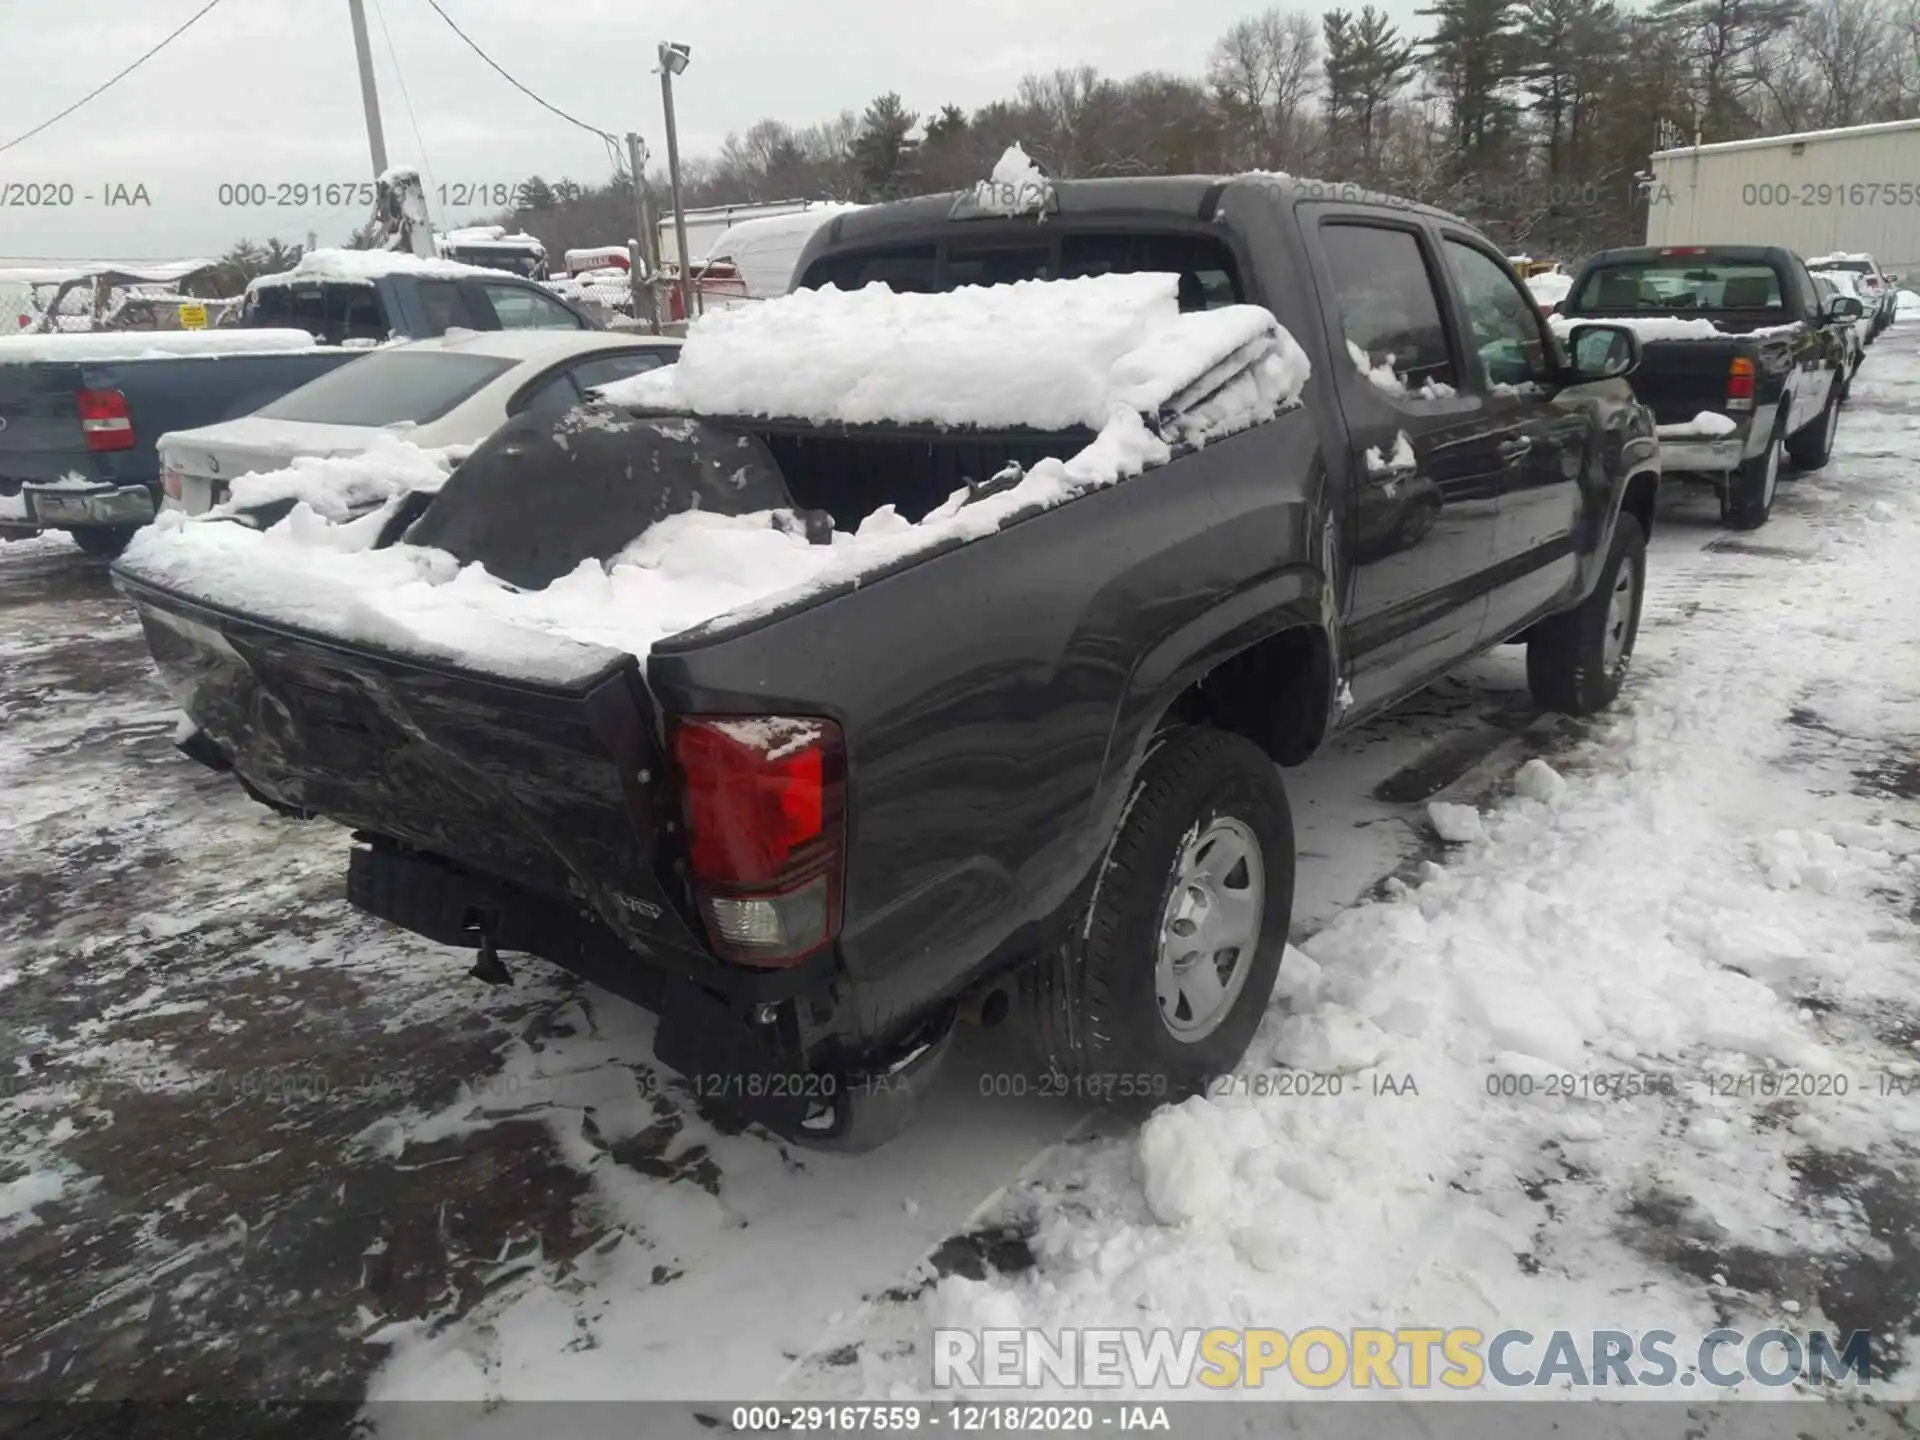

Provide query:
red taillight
left=1659, top=246, right=1708, bottom=256
left=76, top=389, right=134, bottom=452
left=162, top=466, right=183, bottom=500
left=671, top=716, right=845, bottom=967
left=1726, top=356, right=1756, bottom=412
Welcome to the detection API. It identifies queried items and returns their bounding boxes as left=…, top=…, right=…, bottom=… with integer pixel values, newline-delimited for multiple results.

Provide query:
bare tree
left=1209, top=9, right=1323, bottom=169
left=1799, top=0, right=1896, bottom=125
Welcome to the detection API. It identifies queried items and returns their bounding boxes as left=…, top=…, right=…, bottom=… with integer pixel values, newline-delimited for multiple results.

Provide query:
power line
left=0, top=0, right=227, bottom=156
left=372, top=0, right=437, bottom=201
left=415, top=0, right=618, bottom=144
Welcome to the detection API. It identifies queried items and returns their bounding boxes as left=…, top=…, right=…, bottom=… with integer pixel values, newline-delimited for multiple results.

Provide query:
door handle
left=1497, top=437, right=1533, bottom=460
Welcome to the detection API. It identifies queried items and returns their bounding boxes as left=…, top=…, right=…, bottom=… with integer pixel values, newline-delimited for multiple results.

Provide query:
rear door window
left=415, top=280, right=483, bottom=333
left=567, top=350, right=671, bottom=390
left=253, top=351, right=517, bottom=426
left=475, top=282, right=588, bottom=330
left=1322, top=223, right=1458, bottom=396
left=510, top=350, right=674, bottom=416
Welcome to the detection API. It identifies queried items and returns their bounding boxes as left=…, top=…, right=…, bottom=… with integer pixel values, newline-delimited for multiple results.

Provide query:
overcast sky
left=0, top=0, right=1425, bottom=262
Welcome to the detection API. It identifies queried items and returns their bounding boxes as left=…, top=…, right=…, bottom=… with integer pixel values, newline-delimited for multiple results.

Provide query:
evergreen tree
left=851, top=92, right=920, bottom=200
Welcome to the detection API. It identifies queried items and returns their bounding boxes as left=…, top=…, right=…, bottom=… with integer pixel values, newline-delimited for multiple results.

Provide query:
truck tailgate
left=0, top=361, right=86, bottom=486
left=1631, top=338, right=1746, bottom=426
left=119, top=573, right=709, bottom=965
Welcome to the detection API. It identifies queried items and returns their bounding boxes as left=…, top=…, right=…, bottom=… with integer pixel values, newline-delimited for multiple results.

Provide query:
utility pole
left=658, top=42, right=695, bottom=327
left=347, top=0, right=389, bottom=178
left=625, top=133, right=660, bottom=334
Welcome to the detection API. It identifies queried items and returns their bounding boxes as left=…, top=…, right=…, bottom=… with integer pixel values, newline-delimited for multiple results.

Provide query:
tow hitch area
left=653, top=977, right=819, bottom=1137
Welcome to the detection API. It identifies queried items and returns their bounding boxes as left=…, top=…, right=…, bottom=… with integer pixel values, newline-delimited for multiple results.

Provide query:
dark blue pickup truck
left=0, top=260, right=599, bottom=557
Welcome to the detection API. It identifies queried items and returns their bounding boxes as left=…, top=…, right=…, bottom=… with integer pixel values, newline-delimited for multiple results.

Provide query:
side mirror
left=1827, top=295, right=1865, bottom=321
left=1564, top=322, right=1641, bottom=381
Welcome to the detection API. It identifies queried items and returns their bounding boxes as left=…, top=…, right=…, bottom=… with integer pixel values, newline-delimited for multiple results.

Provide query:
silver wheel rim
left=1155, top=817, right=1264, bottom=1042
left=1603, top=550, right=1640, bottom=673
left=1824, top=398, right=1838, bottom=445
left=1763, top=439, right=1780, bottom=509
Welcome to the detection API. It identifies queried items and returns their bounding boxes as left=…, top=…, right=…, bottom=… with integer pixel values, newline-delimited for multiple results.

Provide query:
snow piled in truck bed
left=120, top=274, right=1310, bottom=684
left=119, top=412, right=1178, bottom=686
left=597, top=271, right=1308, bottom=432
left=1550, top=314, right=1799, bottom=343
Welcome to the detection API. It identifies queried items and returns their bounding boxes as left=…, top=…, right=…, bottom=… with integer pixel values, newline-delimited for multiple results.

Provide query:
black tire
left=70, top=525, right=138, bottom=559
left=1019, top=727, right=1294, bottom=1093
left=1525, top=511, right=1646, bottom=717
left=1720, top=421, right=1782, bottom=530
left=1785, top=385, right=1840, bottom=471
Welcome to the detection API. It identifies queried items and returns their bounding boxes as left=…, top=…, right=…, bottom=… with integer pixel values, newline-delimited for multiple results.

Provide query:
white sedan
left=159, top=329, right=681, bottom=516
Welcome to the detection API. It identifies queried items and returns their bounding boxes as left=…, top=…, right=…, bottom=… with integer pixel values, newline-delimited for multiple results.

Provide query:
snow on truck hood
left=120, top=273, right=1311, bottom=686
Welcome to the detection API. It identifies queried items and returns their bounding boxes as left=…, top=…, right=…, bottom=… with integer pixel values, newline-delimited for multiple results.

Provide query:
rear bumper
left=1659, top=437, right=1744, bottom=475
left=23, top=481, right=156, bottom=530
left=344, top=841, right=947, bottom=1145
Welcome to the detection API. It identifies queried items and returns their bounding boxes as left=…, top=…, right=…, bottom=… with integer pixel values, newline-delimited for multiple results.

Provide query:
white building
left=1645, top=118, right=1920, bottom=273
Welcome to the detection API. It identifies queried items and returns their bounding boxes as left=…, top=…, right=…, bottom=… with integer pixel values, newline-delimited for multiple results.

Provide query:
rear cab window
left=473, top=282, right=587, bottom=330
left=797, top=231, right=1242, bottom=310
left=254, top=351, right=517, bottom=426
left=1572, top=258, right=1788, bottom=316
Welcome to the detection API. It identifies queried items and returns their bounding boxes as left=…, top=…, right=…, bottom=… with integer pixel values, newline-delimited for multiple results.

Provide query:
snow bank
left=1657, top=411, right=1738, bottom=440
left=246, top=247, right=490, bottom=293
left=0, top=329, right=319, bottom=363
left=1898, top=289, right=1919, bottom=315
left=599, top=271, right=1309, bottom=432
left=825, top=384, right=1920, bottom=1401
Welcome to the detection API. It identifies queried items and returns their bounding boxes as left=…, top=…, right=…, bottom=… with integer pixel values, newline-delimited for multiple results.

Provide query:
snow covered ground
left=0, top=327, right=1916, bottom=1434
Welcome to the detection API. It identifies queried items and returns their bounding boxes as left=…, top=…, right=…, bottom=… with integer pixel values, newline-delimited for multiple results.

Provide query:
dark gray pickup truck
left=0, top=263, right=600, bottom=558
left=116, top=175, right=1658, bottom=1148
left=1555, top=245, right=1860, bottom=530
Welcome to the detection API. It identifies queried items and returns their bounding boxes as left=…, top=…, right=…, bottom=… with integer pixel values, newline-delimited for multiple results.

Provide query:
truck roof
left=1579, top=244, right=1797, bottom=266
left=812, top=172, right=1466, bottom=255
left=246, top=247, right=498, bottom=293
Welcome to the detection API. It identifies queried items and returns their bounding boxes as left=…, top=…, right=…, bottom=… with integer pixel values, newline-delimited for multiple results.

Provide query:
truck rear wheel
left=1785, top=386, right=1840, bottom=471
left=1525, top=511, right=1645, bottom=717
left=1020, top=727, right=1294, bottom=1095
left=1720, top=425, right=1782, bottom=530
